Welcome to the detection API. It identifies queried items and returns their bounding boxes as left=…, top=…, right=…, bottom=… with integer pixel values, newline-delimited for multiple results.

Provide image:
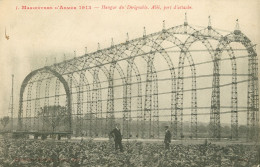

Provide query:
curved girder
left=113, top=43, right=143, bottom=137
left=18, top=67, right=72, bottom=133
left=215, top=31, right=258, bottom=140
left=22, top=71, right=51, bottom=131
left=188, top=27, right=238, bottom=139
left=181, top=27, right=237, bottom=139
left=126, top=37, right=167, bottom=138
left=18, top=23, right=258, bottom=140
left=154, top=30, right=195, bottom=138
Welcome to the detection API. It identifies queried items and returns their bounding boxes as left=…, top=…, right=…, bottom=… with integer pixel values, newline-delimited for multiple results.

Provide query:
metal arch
left=201, top=28, right=238, bottom=140
left=18, top=67, right=72, bottom=133
left=63, top=67, right=93, bottom=136
left=154, top=30, right=193, bottom=138
left=53, top=59, right=89, bottom=135
left=45, top=23, right=198, bottom=76
left=89, top=52, right=114, bottom=137
left=101, top=47, right=144, bottom=138
left=76, top=51, right=120, bottom=137
left=180, top=30, right=215, bottom=139
left=124, top=34, right=179, bottom=138
left=126, top=38, right=154, bottom=138
left=182, top=27, right=238, bottom=139
left=55, top=58, right=87, bottom=135
left=115, top=43, right=143, bottom=138
left=215, top=31, right=258, bottom=141
left=84, top=44, right=141, bottom=138
left=23, top=71, right=49, bottom=132
left=84, top=52, right=112, bottom=137
left=59, top=59, right=92, bottom=136
left=18, top=70, right=44, bottom=130
left=106, top=42, right=143, bottom=138
left=101, top=48, right=130, bottom=137
left=126, top=39, right=160, bottom=138
left=103, top=43, right=158, bottom=138
left=151, top=32, right=193, bottom=138
left=53, top=57, right=85, bottom=75
left=155, top=23, right=197, bottom=138
left=145, top=25, right=198, bottom=133
left=18, top=22, right=258, bottom=141
left=149, top=35, right=177, bottom=138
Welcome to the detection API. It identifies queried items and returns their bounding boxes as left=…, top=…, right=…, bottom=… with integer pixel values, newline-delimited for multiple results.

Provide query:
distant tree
left=197, top=124, right=207, bottom=133
left=39, top=105, right=68, bottom=132
left=221, top=125, right=231, bottom=136
left=238, top=125, right=247, bottom=137
left=0, top=116, right=10, bottom=129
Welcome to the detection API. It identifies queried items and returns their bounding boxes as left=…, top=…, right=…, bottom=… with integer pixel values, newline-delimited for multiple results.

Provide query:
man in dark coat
left=109, top=123, right=123, bottom=152
left=164, top=126, right=171, bottom=150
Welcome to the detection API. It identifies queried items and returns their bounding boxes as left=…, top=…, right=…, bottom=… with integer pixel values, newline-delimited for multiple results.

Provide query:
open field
left=0, top=136, right=259, bottom=167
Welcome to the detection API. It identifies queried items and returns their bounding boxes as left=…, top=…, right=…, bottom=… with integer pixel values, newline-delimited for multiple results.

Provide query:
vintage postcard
left=0, top=0, right=259, bottom=166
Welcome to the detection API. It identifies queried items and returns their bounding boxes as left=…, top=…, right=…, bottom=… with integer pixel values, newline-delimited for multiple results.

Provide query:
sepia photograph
left=0, top=0, right=259, bottom=166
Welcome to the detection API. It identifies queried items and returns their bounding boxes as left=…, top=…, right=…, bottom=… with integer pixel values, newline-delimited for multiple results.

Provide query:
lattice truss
left=18, top=16, right=259, bottom=140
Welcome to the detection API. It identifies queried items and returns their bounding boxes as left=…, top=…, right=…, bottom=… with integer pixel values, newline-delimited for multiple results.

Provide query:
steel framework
left=17, top=16, right=258, bottom=140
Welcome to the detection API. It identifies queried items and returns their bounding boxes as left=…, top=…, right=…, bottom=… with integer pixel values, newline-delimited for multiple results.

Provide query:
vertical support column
left=230, top=56, right=238, bottom=140
left=210, top=54, right=221, bottom=140
left=136, top=73, right=143, bottom=138
left=130, top=64, right=143, bottom=138
left=76, top=73, right=84, bottom=136
left=54, top=79, right=60, bottom=108
left=144, top=58, right=153, bottom=138
left=253, top=53, right=259, bottom=140
left=152, top=68, right=159, bottom=138
left=97, top=77, right=102, bottom=136
left=18, top=94, right=23, bottom=131
left=91, top=69, right=102, bottom=137
left=247, top=48, right=258, bottom=141
left=91, top=70, right=98, bottom=137
left=176, top=51, right=185, bottom=138
left=68, top=74, right=73, bottom=134
left=86, top=81, right=92, bottom=136
left=122, top=77, right=129, bottom=138
left=26, top=83, right=33, bottom=131
left=43, top=79, right=51, bottom=132
left=169, top=66, right=177, bottom=139
left=35, top=80, right=43, bottom=131
left=76, top=85, right=81, bottom=137
left=190, top=64, right=197, bottom=139
left=53, top=78, right=60, bottom=134
left=247, top=52, right=253, bottom=140
left=106, top=70, right=115, bottom=134
left=124, top=60, right=133, bottom=138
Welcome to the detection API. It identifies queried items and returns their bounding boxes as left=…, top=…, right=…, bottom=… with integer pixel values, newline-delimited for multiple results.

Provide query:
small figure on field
left=109, top=123, right=123, bottom=152
left=164, top=126, right=171, bottom=150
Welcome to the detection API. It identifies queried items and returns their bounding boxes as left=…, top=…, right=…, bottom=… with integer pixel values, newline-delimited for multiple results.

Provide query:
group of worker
left=109, top=123, right=171, bottom=152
